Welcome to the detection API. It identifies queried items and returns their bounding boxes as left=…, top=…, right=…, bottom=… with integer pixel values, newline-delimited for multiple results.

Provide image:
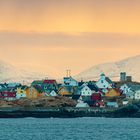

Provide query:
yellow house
left=58, top=86, right=77, bottom=96
left=25, top=86, right=44, bottom=99
left=105, top=89, right=121, bottom=97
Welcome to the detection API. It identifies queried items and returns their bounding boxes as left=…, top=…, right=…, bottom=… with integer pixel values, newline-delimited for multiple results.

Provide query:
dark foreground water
left=0, top=117, right=140, bottom=140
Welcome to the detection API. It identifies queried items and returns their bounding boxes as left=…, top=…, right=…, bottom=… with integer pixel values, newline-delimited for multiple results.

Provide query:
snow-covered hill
left=0, top=60, right=48, bottom=84
left=76, top=55, right=140, bottom=82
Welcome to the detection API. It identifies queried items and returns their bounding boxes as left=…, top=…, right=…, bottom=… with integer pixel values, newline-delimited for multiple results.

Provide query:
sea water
left=0, top=117, right=140, bottom=140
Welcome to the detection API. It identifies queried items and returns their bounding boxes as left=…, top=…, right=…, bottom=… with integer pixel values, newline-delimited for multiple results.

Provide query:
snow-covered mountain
left=76, top=55, right=140, bottom=82
left=0, top=60, right=48, bottom=84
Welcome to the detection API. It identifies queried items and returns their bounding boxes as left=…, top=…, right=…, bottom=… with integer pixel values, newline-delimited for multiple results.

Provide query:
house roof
left=79, top=83, right=99, bottom=92
left=105, top=77, right=113, bottom=84
left=127, top=84, right=140, bottom=91
left=31, top=80, right=44, bottom=85
left=87, top=84, right=99, bottom=92
left=32, top=85, right=43, bottom=93
left=44, top=79, right=57, bottom=84
left=20, top=85, right=28, bottom=90
left=64, top=76, right=77, bottom=82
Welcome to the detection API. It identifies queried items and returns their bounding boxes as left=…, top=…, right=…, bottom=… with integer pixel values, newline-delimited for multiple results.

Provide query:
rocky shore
left=0, top=97, right=140, bottom=118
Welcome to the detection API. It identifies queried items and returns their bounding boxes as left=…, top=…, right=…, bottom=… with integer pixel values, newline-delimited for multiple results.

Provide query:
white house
left=15, top=86, right=27, bottom=99
left=63, top=76, right=78, bottom=86
left=134, top=90, right=140, bottom=100
left=79, top=83, right=99, bottom=96
left=120, top=84, right=140, bottom=100
left=49, top=90, right=58, bottom=96
left=96, top=73, right=113, bottom=93
left=76, top=96, right=89, bottom=107
left=16, top=92, right=26, bottom=99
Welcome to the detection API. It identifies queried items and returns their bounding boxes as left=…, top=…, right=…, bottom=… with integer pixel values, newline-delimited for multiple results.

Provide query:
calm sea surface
left=0, top=117, right=140, bottom=140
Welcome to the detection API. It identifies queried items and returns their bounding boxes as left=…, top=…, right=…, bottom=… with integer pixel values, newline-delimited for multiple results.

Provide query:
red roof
left=44, top=80, right=57, bottom=84
left=0, top=91, right=16, bottom=98
left=96, top=101, right=105, bottom=107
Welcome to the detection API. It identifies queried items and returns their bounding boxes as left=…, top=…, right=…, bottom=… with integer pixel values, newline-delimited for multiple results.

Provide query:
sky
left=0, top=0, right=140, bottom=78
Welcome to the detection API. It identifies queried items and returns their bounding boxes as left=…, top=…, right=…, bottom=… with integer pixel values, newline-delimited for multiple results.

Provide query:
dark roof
left=31, top=80, right=44, bottom=85
left=115, top=81, right=140, bottom=88
left=20, top=85, right=28, bottom=90
left=87, top=84, right=99, bottom=92
left=78, top=81, right=85, bottom=86
left=33, top=85, right=43, bottom=93
left=105, top=77, right=113, bottom=84
left=127, top=84, right=140, bottom=91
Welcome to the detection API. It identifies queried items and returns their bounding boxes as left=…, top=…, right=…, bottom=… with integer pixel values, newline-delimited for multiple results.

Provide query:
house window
left=101, top=80, right=104, bottom=83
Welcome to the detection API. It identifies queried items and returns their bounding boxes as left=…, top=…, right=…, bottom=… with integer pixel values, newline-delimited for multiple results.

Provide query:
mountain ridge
left=76, top=55, right=140, bottom=82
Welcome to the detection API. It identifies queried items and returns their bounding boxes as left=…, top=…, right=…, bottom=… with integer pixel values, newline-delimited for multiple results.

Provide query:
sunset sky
left=0, top=0, right=140, bottom=78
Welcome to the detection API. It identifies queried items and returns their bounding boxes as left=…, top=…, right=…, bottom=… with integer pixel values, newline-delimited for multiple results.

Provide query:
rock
left=6, top=96, right=77, bottom=108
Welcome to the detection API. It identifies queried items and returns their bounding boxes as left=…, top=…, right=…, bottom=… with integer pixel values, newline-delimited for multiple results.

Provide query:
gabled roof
left=20, top=85, right=29, bottom=90
left=64, top=76, right=77, bottom=82
left=31, top=80, right=44, bottom=85
left=87, top=84, right=99, bottom=92
left=32, top=85, right=43, bottom=93
left=127, top=84, right=140, bottom=91
left=80, top=83, right=99, bottom=92
left=105, top=77, right=113, bottom=84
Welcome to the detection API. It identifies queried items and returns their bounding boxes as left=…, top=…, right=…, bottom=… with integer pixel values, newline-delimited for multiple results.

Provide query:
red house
left=91, top=93, right=101, bottom=101
left=0, top=91, right=16, bottom=101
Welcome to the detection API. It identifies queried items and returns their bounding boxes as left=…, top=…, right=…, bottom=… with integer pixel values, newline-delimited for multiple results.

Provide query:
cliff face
left=0, top=96, right=77, bottom=108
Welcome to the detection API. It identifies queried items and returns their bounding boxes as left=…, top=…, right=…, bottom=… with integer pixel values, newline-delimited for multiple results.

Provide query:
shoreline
left=0, top=105, right=139, bottom=118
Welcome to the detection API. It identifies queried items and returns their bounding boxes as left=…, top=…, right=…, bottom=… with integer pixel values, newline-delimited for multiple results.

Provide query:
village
left=0, top=72, right=140, bottom=108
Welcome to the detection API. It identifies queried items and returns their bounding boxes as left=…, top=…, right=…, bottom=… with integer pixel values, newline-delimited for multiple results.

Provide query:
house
left=76, top=101, right=89, bottom=107
left=79, top=83, right=99, bottom=96
left=15, top=85, right=28, bottom=99
left=63, top=76, right=78, bottom=86
left=0, top=91, right=16, bottom=101
left=96, top=73, right=114, bottom=93
left=58, top=86, right=78, bottom=97
left=134, top=90, right=140, bottom=100
left=0, top=84, right=7, bottom=92
left=120, top=84, right=140, bottom=99
left=95, top=101, right=105, bottom=108
left=122, top=99, right=129, bottom=105
left=91, top=93, right=101, bottom=102
left=106, top=102, right=119, bottom=108
left=42, top=79, right=58, bottom=95
left=45, top=90, right=58, bottom=97
left=26, top=85, right=44, bottom=98
left=105, top=89, right=121, bottom=97
left=76, top=96, right=89, bottom=107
